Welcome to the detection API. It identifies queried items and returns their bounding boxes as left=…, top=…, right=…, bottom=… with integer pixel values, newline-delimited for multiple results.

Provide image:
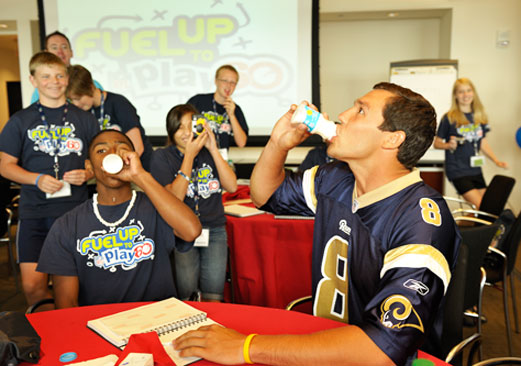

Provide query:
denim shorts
left=17, top=217, right=57, bottom=263
left=174, top=225, right=228, bottom=301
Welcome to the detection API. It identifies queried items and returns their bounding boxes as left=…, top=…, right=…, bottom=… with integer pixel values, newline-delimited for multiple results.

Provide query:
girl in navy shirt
left=151, top=104, right=237, bottom=301
left=434, top=77, right=507, bottom=209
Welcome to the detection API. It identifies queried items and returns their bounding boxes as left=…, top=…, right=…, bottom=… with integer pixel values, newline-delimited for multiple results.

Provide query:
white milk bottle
left=102, top=154, right=124, bottom=174
left=290, top=102, right=337, bottom=141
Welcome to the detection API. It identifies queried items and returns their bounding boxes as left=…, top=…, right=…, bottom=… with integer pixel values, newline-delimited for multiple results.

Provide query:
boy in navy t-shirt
left=187, top=65, right=249, bottom=161
left=0, top=52, right=99, bottom=310
left=66, top=64, right=154, bottom=171
left=37, top=130, right=201, bottom=308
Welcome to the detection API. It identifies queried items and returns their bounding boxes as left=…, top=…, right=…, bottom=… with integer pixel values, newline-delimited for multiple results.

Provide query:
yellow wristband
left=243, top=333, right=258, bottom=364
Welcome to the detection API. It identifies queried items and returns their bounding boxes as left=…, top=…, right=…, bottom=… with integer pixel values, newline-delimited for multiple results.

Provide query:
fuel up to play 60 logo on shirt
left=78, top=224, right=155, bottom=271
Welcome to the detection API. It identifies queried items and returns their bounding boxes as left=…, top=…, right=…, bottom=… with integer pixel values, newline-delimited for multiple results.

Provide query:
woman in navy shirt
left=434, top=78, right=507, bottom=209
left=151, top=104, right=237, bottom=301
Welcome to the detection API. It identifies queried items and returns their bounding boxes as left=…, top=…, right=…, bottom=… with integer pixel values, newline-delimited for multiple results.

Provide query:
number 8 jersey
left=261, top=161, right=460, bottom=365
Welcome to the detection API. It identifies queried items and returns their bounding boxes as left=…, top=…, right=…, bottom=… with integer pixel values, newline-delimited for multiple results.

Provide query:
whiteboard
left=389, top=60, right=458, bottom=124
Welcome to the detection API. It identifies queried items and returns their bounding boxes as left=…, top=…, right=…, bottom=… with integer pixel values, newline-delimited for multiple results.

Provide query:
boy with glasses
left=187, top=65, right=249, bottom=160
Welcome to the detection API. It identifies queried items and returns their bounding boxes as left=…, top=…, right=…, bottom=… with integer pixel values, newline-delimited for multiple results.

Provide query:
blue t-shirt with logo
left=436, top=113, right=489, bottom=181
left=36, top=192, right=177, bottom=305
left=0, top=103, right=98, bottom=219
left=187, top=93, right=248, bottom=150
left=150, top=145, right=225, bottom=228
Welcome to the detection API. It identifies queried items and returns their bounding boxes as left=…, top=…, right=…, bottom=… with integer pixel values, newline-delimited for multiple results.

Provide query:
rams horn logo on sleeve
left=379, top=294, right=424, bottom=332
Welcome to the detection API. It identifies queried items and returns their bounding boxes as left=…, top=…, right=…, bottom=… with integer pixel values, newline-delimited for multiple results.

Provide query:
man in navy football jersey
left=174, top=83, right=460, bottom=365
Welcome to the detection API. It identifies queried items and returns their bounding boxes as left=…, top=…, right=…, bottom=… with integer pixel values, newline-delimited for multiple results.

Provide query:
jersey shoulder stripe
left=302, top=165, right=319, bottom=213
left=381, top=244, right=451, bottom=293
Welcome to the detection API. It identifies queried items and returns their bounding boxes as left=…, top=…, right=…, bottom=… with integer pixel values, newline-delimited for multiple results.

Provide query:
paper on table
left=224, top=204, right=264, bottom=217
left=67, top=354, right=118, bottom=366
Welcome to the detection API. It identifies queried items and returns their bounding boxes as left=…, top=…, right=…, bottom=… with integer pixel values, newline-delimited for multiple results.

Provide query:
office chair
left=456, top=224, right=499, bottom=361
left=457, top=209, right=521, bottom=356
left=447, top=175, right=515, bottom=222
left=472, top=357, right=521, bottom=366
left=483, top=210, right=521, bottom=356
left=25, top=298, right=55, bottom=314
left=436, top=244, right=480, bottom=366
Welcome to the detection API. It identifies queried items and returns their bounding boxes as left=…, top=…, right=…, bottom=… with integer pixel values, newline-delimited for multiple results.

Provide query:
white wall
left=320, top=0, right=521, bottom=213
left=320, top=17, right=441, bottom=121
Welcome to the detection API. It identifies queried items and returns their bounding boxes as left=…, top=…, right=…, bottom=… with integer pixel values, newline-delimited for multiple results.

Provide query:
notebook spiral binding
left=123, top=313, right=207, bottom=342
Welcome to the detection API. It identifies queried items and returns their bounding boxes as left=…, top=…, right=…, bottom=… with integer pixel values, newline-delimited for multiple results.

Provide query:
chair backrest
left=459, top=224, right=499, bottom=310
left=502, top=210, right=521, bottom=275
left=479, top=175, right=515, bottom=216
left=440, top=244, right=468, bottom=362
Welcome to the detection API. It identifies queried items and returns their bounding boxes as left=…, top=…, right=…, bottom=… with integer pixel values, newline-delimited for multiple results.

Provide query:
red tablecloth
left=226, top=212, right=314, bottom=309
left=23, top=301, right=448, bottom=366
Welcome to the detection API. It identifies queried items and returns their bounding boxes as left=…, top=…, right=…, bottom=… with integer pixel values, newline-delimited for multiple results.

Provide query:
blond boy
left=0, top=52, right=98, bottom=310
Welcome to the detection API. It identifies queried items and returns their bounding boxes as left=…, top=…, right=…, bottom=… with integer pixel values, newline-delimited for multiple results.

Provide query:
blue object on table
left=59, top=351, right=77, bottom=362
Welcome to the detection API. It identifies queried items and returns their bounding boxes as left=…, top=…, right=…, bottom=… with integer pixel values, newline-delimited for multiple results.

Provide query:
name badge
left=46, top=180, right=72, bottom=199
left=194, top=228, right=209, bottom=247
left=470, top=155, right=485, bottom=168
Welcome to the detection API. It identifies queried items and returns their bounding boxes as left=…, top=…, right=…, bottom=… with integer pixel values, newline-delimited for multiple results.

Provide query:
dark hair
left=88, top=129, right=135, bottom=157
left=29, top=51, right=66, bottom=76
left=373, top=82, right=437, bottom=170
left=45, top=31, right=72, bottom=49
left=165, top=104, right=199, bottom=145
left=67, top=64, right=95, bottom=97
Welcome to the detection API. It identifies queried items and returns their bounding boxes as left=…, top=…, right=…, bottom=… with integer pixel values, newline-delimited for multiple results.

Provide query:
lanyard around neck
left=36, top=101, right=69, bottom=179
left=36, top=100, right=69, bottom=127
left=212, top=97, right=228, bottom=120
left=92, top=90, right=105, bottom=129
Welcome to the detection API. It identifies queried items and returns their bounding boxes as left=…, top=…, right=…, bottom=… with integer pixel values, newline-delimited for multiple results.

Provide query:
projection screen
left=41, top=0, right=316, bottom=140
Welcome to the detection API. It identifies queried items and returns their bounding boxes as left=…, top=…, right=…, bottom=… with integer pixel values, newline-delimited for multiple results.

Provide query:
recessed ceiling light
left=387, top=12, right=399, bottom=18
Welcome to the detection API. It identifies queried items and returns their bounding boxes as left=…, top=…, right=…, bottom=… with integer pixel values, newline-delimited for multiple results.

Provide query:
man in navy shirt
left=31, top=31, right=103, bottom=103
left=187, top=65, right=248, bottom=160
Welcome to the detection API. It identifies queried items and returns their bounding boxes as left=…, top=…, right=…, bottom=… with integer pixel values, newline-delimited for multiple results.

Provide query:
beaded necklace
left=92, top=190, right=136, bottom=227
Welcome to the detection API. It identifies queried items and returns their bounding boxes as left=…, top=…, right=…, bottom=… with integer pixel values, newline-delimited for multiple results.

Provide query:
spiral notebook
left=87, top=297, right=216, bottom=365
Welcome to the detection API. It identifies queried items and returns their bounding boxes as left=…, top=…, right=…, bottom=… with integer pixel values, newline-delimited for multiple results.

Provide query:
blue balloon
left=516, top=127, right=521, bottom=148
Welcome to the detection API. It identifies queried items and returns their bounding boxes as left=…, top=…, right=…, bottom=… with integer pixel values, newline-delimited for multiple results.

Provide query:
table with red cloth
left=223, top=186, right=314, bottom=309
left=22, top=301, right=449, bottom=366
